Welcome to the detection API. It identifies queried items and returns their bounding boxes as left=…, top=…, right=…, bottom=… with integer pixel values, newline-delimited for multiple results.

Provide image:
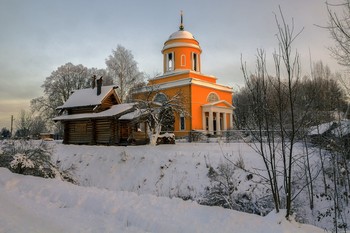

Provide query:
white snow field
left=0, top=141, right=328, bottom=232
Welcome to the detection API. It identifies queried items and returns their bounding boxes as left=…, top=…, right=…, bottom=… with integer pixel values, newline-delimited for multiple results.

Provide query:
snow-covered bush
left=10, top=153, right=35, bottom=173
left=200, top=162, right=273, bottom=216
left=0, top=140, right=75, bottom=182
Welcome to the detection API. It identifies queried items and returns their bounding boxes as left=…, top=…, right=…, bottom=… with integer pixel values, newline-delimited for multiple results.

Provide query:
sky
left=0, top=0, right=344, bottom=130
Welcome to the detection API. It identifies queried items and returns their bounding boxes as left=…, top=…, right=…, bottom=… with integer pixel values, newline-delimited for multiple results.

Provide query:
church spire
left=179, top=10, right=184, bottom=31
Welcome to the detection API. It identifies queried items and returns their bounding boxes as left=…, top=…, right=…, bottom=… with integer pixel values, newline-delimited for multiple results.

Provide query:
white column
left=229, top=113, right=233, bottom=129
left=202, top=111, right=206, bottom=131
left=216, top=112, right=221, bottom=135
left=208, top=111, right=213, bottom=134
left=223, top=112, right=227, bottom=131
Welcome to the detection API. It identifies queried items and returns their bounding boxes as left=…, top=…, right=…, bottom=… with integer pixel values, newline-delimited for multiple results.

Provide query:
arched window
left=180, top=113, right=185, bottom=130
left=207, top=92, right=219, bottom=102
left=167, top=52, right=174, bottom=71
left=192, top=53, right=198, bottom=71
left=154, top=93, right=168, bottom=104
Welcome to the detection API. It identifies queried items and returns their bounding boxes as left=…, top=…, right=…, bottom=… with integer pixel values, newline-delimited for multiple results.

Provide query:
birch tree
left=106, top=45, right=145, bottom=102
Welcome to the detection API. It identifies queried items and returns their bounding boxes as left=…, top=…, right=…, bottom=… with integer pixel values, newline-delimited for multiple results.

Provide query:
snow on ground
left=53, top=142, right=262, bottom=198
left=0, top=167, right=325, bottom=233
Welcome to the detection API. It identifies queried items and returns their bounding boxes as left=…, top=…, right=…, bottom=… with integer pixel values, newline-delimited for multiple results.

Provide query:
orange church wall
left=162, top=37, right=202, bottom=73
left=190, top=84, right=233, bottom=131
left=133, top=85, right=192, bottom=136
left=133, top=81, right=232, bottom=135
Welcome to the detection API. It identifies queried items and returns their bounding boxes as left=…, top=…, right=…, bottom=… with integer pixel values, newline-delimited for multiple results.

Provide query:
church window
left=180, top=113, right=185, bottom=130
left=167, top=52, right=174, bottom=71
left=154, top=93, right=168, bottom=104
left=207, top=92, right=219, bottom=102
left=181, top=54, right=186, bottom=67
left=192, top=53, right=198, bottom=71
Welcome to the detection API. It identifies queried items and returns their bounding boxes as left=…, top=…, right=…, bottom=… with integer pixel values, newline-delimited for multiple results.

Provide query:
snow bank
left=0, top=168, right=324, bottom=233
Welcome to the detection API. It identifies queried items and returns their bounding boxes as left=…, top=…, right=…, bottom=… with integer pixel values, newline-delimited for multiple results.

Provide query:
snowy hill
left=0, top=141, right=335, bottom=232
left=0, top=167, right=324, bottom=233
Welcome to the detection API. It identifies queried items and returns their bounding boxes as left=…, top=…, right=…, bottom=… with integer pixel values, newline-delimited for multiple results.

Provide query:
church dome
left=162, top=12, right=202, bottom=73
left=168, top=30, right=195, bottom=40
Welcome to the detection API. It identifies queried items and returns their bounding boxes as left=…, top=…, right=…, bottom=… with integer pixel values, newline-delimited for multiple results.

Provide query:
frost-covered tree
left=88, top=67, right=114, bottom=86
left=14, top=110, right=47, bottom=139
left=31, top=63, right=111, bottom=131
left=106, top=45, right=145, bottom=102
left=31, top=63, right=89, bottom=124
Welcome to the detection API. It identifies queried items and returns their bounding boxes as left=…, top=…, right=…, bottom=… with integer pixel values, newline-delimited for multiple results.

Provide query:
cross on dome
left=179, top=11, right=184, bottom=31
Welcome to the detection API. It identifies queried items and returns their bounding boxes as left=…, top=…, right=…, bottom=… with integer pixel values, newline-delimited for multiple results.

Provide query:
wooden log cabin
left=53, top=80, right=149, bottom=145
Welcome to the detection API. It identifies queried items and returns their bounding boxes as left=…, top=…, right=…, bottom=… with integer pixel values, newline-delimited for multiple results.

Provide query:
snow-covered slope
left=53, top=142, right=261, bottom=198
left=0, top=167, right=324, bottom=233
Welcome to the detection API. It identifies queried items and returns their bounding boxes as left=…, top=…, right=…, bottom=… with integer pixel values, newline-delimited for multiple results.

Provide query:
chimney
left=91, top=75, right=96, bottom=89
left=96, top=76, right=103, bottom=96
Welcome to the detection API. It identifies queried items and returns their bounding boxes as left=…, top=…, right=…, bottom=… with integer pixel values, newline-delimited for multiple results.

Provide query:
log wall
left=66, top=120, right=92, bottom=144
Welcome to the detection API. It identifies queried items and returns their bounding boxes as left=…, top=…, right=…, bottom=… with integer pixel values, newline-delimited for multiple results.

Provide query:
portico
left=202, top=100, right=234, bottom=135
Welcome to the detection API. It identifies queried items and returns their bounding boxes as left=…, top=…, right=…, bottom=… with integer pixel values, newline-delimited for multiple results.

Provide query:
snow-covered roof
left=119, top=109, right=146, bottom=120
left=162, top=30, right=201, bottom=52
left=168, top=30, right=195, bottom=40
left=308, top=120, right=350, bottom=136
left=53, top=103, right=134, bottom=121
left=58, top=85, right=119, bottom=109
left=308, top=122, right=335, bottom=135
left=331, top=119, right=350, bottom=136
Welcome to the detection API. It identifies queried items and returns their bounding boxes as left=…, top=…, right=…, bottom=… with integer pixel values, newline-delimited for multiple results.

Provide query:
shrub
left=0, top=140, right=75, bottom=183
left=200, top=161, right=273, bottom=216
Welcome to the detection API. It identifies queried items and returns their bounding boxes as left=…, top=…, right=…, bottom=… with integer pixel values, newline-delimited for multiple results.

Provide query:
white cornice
left=135, top=78, right=232, bottom=93
left=162, top=42, right=202, bottom=52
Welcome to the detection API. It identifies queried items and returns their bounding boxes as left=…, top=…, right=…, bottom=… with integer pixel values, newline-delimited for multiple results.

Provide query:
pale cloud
left=0, top=0, right=343, bottom=126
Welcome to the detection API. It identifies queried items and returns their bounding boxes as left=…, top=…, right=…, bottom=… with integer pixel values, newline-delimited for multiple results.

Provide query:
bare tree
left=326, top=0, right=350, bottom=68
left=133, top=86, right=188, bottom=146
left=14, top=110, right=47, bottom=139
left=15, top=110, right=32, bottom=138
left=106, top=45, right=145, bottom=102
left=241, top=7, right=306, bottom=219
left=326, top=0, right=350, bottom=115
left=241, top=50, right=282, bottom=214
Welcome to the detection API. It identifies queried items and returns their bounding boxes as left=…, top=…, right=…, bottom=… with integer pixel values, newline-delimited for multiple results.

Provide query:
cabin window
left=135, top=122, right=146, bottom=132
left=167, top=52, right=174, bottom=71
left=181, top=54, right=186, bottom=67
left=180, top=114, right=185, bottom=131
left=139, top=122, right=146, bottom=132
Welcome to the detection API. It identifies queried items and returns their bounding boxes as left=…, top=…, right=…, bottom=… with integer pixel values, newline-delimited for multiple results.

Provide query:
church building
left=134, top=14, right=234, bottom=137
